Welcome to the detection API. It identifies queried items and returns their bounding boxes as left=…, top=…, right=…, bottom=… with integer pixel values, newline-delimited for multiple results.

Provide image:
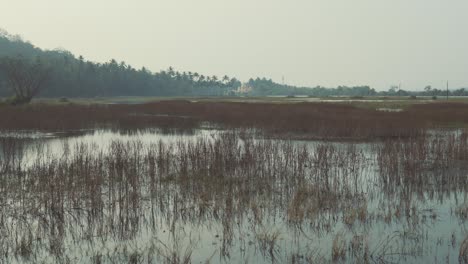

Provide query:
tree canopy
left=0, top=56, right=50, bottom=104
left=1, top=30, right=467, bottom=99
left=0, top=30, right=241, bottom=98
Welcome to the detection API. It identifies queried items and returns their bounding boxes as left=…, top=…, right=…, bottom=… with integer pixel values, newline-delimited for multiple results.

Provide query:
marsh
left=0, top=124, right=467, bottom=263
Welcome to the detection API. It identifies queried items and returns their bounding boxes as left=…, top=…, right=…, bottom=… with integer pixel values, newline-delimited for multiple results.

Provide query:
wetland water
left=0, top=129, right=467, bottom=263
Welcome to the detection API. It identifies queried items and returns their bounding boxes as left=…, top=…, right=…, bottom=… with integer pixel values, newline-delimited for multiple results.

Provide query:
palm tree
left=222, top=75, right=230, bottom=84
left=188, top=71, right=193, bottom=82
left=229, top=77, right=240, bottom=88
left=119, top=61, right=126, bottom=70
left=168, top=66, right=175, bottom=77
left=424, top=85, right=432, bottom=94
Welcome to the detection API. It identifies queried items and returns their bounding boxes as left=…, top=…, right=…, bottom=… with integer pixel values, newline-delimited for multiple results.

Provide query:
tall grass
left=377, top=130, right=468, bottom=192
left=2, top=101, right=468, bottom=139
left=0, top=129, right=467, bottom=262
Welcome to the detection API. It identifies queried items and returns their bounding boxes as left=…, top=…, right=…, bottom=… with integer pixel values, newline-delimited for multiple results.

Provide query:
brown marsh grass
left=0, top=127, right=467, bottom=262
left=2, top=100, right=468, bottom=139
left=461, top=235, right=468, bottom=264
left=0, top=131, right=375, bottom=262
left=331, top=232, right=346, bottom=261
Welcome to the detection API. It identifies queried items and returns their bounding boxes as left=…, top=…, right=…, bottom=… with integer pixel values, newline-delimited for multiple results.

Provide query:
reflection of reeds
left=0, top=129, right=467, bottom=262
left=332, top=232, right=346, bottom=261
left=0, top=137, right=24, bottom=173
left=456, top=204, right=468, bottom=220
left=349, top=234, right=369, bottom=264
left=342, top=199, right=368, bottom=227
left=155, top=230, right=194, bottom=264
left=289, top=248, right=326, bottom=264
left=460, top=235, right=468, bottom=264
left=0, top=131, right=366, bottom=261
left=377, top=130, right=468, bottom=194
left=287, top=184, right=340, bottom=224
left=255, top=228, right=281, bottom=262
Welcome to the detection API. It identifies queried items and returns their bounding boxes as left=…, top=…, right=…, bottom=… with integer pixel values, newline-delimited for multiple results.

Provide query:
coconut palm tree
left=211, top=75, right=218, bottom=85
left=188, top=71, right=193, bottom=82
left=222, top=75, right=230, bottom=84
left=168, top=66, right=175, bottom=77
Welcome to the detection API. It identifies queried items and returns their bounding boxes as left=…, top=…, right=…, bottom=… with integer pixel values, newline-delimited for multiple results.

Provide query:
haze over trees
left=1, top=30, right=467, bottom=100
left=0, top=30, right=241, bottom=99
left=246, top=78, right=378, bottom=97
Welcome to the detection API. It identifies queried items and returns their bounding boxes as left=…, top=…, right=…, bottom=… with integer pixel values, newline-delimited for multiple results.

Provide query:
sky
left=1, top=0, right=468, bottom=90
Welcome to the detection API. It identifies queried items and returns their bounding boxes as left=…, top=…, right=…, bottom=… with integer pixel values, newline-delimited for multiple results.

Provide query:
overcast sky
left=1, top=0, right=467, bottom=90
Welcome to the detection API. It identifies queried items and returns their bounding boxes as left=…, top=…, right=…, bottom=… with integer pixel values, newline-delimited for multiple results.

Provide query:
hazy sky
left=2, top=0, right=468, bottom=90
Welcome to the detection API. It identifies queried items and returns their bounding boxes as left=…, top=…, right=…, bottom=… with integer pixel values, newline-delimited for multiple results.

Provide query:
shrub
left=59, top=97, right=69, bottom=103
left=5, top=96, right=31, bottom=105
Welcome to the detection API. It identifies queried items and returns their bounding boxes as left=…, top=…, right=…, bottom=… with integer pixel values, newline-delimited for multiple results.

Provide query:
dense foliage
left=247, top=78, right=468, bottom=97
left=1, top=29, right=467, bottom=98
left=247, top=78, right=378, bottom=97
left=0, top=30, right=241, bottom=98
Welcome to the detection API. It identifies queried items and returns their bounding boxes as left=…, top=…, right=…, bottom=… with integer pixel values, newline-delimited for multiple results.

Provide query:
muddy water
left=0, top=129, right=466, bottom=263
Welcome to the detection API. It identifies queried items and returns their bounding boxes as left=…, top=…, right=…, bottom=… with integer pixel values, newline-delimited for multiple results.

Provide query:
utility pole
left=446, top=81, right=449, bottom=100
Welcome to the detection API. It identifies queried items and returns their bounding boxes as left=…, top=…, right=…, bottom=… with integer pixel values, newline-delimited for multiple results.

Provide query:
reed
left=0, top=128, right=466, bottom=263
left=460, top=235, right=468, bottom=264
left=4, top=100, right=468, bottom=139
left=331, top=232, right=346, bottom=261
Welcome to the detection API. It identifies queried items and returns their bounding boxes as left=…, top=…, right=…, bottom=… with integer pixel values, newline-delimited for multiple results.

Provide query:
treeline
left=380, top=86, right=468, bottom=97
left=0, top=30, right=241, bottom=98
left=1, top=29, right=468, bottom=98
left=246, top=78, right=468, bottom=97
left=247, top=78, right=377, bottom=96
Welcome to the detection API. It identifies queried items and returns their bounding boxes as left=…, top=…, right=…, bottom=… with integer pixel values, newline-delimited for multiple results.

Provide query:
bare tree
left=0, top=56, right=50, bottom=104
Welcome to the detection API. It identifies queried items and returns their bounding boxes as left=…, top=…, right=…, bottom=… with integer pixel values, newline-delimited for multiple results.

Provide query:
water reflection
left=0, top=129, right=466, bottom=263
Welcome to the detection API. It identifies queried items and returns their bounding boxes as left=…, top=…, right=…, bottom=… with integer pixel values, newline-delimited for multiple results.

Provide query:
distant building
left=237, top=84, right=253, bottom=94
